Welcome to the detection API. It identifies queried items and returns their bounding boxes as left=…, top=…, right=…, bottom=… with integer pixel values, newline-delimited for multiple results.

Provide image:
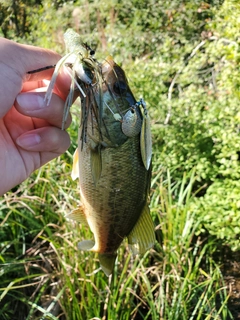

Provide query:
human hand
left=0, top=37, right=72, bottom=195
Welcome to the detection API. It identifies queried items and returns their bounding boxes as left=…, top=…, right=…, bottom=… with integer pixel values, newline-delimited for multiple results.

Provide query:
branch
left=164, top=39, right=207, bottom=125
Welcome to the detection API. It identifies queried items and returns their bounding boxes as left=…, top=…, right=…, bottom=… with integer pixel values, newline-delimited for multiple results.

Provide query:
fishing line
left=27, top=65, right=56, bottom=74
left=104, top=101, right=122, bottom=121
left=104, top=80, right=123, bottom=117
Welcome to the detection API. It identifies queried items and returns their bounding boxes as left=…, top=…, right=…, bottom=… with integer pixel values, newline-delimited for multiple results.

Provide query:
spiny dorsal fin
left=71, top=148, right=79, bottom=181
left=127, top=203, right=155, bottom=255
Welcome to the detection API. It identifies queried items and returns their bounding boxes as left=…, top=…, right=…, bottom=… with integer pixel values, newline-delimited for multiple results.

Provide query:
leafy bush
left=194, top=179, right=240, bottom=251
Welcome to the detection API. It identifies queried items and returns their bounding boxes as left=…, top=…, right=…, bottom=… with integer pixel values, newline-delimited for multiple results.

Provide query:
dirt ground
left=219, top=247, right=240, bottom=319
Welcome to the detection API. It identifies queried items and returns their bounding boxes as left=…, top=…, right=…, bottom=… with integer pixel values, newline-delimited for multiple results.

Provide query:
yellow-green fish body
left=70, top=56, right=155, bottom=275
left=45, top=29, right=155, bottom=276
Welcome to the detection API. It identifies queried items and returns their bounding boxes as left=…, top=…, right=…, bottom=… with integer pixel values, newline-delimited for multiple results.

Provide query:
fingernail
left=16, top=133, right=41, bottom=148
left=17, top=93, right=45, bottom=110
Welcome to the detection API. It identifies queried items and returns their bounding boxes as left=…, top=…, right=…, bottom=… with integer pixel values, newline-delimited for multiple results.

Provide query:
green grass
left=0, top=106, right=233, bottom=320
left=0, top=153, right=233, bottom=319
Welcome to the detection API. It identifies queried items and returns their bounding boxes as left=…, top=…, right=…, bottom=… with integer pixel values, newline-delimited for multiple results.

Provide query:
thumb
left=18, top=41, right=61, bottom=81
left=0, top=37, right=61, bottom=118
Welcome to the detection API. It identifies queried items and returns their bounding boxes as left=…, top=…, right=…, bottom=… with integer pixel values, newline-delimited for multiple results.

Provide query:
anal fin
left=65, top=206, right=87, bottom=225
left=127, top=204, right=155, bottom=255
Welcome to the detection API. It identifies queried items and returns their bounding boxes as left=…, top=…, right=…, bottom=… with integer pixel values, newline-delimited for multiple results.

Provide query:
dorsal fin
left=127, top=203, right=155, bottom=255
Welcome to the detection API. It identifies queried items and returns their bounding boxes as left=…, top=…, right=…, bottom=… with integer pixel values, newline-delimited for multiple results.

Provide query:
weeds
left=0, top=161, right=233, bottom=319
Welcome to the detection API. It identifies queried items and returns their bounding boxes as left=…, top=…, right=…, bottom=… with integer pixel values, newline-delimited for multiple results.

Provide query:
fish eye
left=113, top=80, right=128, bottom=94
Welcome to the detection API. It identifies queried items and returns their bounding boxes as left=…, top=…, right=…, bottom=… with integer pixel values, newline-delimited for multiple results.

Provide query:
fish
left=45, top=29, right=155, bottom=276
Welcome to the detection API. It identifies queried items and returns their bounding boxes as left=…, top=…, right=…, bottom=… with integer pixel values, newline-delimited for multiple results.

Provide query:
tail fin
left=98, top=253, right=117, bottom=277
left=78, top=241, right=116, bottom=276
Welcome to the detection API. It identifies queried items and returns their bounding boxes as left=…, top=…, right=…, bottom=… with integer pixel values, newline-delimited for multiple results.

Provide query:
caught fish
left=45, top=29, right=155, bottom=276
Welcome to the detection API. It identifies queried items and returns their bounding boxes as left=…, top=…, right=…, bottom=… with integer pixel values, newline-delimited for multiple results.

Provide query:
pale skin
left=0, top=37, right=72, bottom=196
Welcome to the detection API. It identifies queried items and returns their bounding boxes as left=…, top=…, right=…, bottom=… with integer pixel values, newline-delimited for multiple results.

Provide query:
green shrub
left=194, top=179, right=240, bottom=251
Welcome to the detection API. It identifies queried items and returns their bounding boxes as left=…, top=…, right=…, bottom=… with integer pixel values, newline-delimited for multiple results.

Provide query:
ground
left=221, top=247, right=240, bottom=319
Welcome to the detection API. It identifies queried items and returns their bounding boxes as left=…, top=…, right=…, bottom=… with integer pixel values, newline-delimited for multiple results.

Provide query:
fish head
left=101, top=56, right=136, bottom=107
left=97, top=56, right=143, bottom=144
left=77, top=55, right=143, bottom=147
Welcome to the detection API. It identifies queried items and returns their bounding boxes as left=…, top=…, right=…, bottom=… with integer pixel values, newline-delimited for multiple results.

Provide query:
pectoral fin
left=71, top=148, right=79, bottom=181
left=99, top=253, right=117, bottom=277
left=140, top=111, right=152, bottom=171
left=127, top=204, right=155, bottom=255
left=90, top=148, right=102, bottom=185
